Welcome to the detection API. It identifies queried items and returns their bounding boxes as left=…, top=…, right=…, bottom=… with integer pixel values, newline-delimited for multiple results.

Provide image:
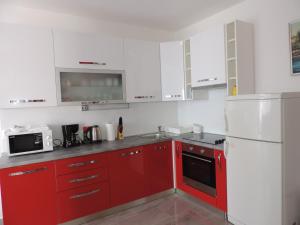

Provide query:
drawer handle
left=121, top=150, right=141, bottom=157
left=197, top=77, right=218, bottom=82
left=70, top=189, right=100, bottom=200
left=68, top=160, right=97, bottom=168
left=10, top=99, right=46, bottom=104
left=79, top=61, right=107, bottom=66
left=69, top=174, right=99, bottom=183
left=9, top=167, right=47, bottom=177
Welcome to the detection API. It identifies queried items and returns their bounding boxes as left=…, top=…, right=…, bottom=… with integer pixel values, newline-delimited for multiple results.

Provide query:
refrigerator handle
left=224, top=140, right=229, bottom=159
left=224, top=109, right=228, bottom=133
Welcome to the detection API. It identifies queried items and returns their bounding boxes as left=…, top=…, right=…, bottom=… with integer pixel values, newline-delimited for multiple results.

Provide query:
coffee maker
left=62, top=124, right=81, bottom=148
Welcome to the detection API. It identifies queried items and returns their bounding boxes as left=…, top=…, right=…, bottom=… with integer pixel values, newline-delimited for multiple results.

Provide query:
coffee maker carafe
left=62, top=124, right=81, bottom=148
left=83, top=125, right=102, bottom=144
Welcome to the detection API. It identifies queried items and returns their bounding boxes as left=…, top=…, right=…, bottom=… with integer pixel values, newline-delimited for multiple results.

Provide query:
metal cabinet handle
left=68, top=160, right=96, bottom=168
left=165, top=94, right=182, bottom=98
left=69, top=174, right=99, bottom=183
left=218, top=154, right=222, bottom=168
left=182, top=153, right=212, bottom=163
left=134, top=96, right=155, bottom=99
left=197, top=77, right=218, bottom=82
left=70, top=189, right=100, bottom=200
left=79, top=61, right=107, bottom=66
left=9, top=167, right=47, bottom=177
left=121, top=150, right=142, bottom=157
left=10, top=99, right=46, bottom=104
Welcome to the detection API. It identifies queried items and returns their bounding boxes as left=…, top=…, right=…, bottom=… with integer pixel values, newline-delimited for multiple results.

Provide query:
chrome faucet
left=158, top=126, right=162, bottom=133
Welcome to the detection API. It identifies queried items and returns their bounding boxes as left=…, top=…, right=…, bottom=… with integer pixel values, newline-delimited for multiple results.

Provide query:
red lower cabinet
left=0, top=162, right=57, bottom=225
left=58, top=182, right=110, bottom=223
left=175, top=141, right=183, bottom=187
left=214, top=149, right=227, bottom=212
left=109, top=147, right=147, bottom=207
left=144, top=141, right=173, bottom=195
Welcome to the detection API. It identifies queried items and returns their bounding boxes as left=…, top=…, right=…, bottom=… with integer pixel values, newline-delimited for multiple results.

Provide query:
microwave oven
left=2, top=126, right=53, bottom=157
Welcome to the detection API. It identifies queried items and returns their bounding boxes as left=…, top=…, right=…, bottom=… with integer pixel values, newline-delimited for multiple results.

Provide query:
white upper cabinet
left=160, top=41, right=185, bottom=101
left=53, top=30, right=124, bottom=70
left=0, top=23, right=57, bottom=108
left=190, top=24, right=226, bottom=87
left=124, top=39, right=162, bottom=103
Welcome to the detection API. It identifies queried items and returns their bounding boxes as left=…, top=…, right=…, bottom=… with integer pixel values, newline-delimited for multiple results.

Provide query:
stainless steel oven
left=182, top=143, right=216, bottom=197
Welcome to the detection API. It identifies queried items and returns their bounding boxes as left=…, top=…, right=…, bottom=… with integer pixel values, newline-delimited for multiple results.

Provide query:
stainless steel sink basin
left=141, top=133, right=168, bottom=139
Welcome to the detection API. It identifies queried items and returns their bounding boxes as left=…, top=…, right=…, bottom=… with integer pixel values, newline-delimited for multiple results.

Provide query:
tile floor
left=83, top=194, right=231, bottom=225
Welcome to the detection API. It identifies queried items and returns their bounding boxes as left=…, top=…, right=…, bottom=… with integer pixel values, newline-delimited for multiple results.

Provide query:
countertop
left=0, top=132, right=224, bottom=169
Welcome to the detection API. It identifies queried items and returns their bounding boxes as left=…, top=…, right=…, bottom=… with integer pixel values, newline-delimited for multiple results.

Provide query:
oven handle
left=182, top=153, right=212, bottom=163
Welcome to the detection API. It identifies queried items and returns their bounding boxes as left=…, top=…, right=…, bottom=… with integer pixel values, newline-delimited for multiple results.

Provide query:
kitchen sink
left=141, top=133, right=169, bottom=139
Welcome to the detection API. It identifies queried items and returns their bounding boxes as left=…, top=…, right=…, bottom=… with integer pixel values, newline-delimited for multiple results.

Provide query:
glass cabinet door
left=57, top=69, right=125, bottom=104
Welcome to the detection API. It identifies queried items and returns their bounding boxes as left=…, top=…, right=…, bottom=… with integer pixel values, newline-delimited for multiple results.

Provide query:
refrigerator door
left=225, top=137, right=282, bottom=225
left=225, top=98, right=282, bottom=142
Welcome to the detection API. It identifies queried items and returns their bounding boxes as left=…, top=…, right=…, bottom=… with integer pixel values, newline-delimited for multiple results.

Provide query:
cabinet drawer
left=58, top=182, right=109, bottom=223
left=57, top=167, right=108, bottom=192
left=56, top=153, right=108, bottom=175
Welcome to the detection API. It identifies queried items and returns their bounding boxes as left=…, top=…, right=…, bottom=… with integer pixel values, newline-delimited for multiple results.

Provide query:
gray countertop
left=0, top=132, right=224, bottom=169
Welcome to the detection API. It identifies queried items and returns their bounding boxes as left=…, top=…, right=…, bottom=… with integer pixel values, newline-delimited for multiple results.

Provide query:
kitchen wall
left=0, top=102, right=178, bottom=144
left=175, top=0, right=300, bottom=134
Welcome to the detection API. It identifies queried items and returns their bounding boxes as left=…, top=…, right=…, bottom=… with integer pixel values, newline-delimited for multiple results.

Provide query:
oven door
left=9, top=133, right=44, bottom=156
left=182, top=151, right=216, bottom=196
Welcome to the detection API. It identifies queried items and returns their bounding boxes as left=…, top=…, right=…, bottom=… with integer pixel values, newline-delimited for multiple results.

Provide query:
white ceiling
left=3, top=0, right=242, bottom=30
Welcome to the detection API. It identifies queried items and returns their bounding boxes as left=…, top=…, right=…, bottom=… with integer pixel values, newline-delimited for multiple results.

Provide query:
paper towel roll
left=105, top=123, right=115, bottom=141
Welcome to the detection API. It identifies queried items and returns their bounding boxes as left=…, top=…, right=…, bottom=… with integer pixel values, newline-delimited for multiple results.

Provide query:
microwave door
left=9, top=133, right=43, bottom=155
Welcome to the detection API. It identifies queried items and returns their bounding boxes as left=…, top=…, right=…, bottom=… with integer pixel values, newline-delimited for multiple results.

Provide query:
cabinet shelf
left=228, top=77, right=237, bottom=80
left=227, top=38, right=236, bottom=43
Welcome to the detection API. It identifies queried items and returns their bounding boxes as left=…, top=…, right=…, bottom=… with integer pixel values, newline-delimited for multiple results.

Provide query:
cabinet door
left=145, top=142, right=173, bottom=195
left=0, top=23, right=57, bottom=108
left=53, top=30, right=124, bottom=70
left=109, top=147, right=146, bottom=207
left=124, top=39, right=162, bottom=102
left=214, top=150, right=227, bottom=212
left=0, top=162, right=57, bottom=225
left=160, top=41, right=185, bottom=101
left=190, top=24, right=226, bottom=87
left=175, top=141, right=183, bottom=188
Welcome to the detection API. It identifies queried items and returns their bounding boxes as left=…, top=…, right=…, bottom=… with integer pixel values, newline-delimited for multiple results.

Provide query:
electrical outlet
left=81, top=104, right=89, bottom=111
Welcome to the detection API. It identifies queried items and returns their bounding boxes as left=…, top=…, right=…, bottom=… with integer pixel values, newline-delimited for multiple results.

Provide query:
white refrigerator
left=225, top=93, right=300, bottom=225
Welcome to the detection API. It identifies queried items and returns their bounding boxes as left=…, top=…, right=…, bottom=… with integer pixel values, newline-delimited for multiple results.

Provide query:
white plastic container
left=105, top=123, right=115, bottom=141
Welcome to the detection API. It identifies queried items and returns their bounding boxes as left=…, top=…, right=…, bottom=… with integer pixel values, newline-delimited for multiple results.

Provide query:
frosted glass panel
left=60, top=72, right=124, bottom=102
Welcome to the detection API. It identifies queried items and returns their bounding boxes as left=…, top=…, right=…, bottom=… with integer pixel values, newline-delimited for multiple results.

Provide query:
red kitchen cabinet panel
left=175, top=141, right=183, bottom=187
left=56, top=153, right=108, bottom=175
left=214, top=149, right=227, bottom=212
left=58, top=182, right=109, bottom=223
left=57, top=167, right=108, bottom=192
left=109, top=147, right=147, bottom=207
left=144, top=141, right=173, bottom=195
left=0, top=162, right=57, bottom=225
